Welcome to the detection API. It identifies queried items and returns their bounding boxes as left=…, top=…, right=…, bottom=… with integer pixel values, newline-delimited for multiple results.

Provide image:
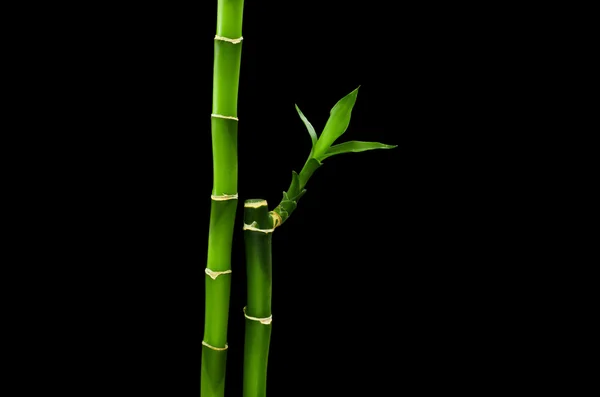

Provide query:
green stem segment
left=243, top=200, right=275, bottom=397
left=271, top=157, right=322, bottom=226
left=202, top=1, right=245, bottom=396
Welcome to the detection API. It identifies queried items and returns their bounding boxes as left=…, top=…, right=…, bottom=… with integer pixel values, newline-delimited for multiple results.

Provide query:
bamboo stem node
left=202, top=340, right=229, bottom=351
left=214, top=35, right=243, bottom=44
left=205, top=268, right=232, bottom=280
left=243, top=222, right=275, bottom=234
left=211, top=193, right=239, bottom=201
left=243, top=306, right=272, bottom=325
left=269, top=211, right=282, bottom=228
left=211, top=113, right=239, bottom=121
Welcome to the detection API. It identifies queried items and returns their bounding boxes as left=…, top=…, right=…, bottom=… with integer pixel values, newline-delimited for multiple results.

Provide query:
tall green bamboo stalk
left=202, top=1, right=245, bottom=396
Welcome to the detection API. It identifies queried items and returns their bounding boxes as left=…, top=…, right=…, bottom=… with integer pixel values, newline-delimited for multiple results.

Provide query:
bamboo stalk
left=201, top=1, right=245, bottom=396
left=242, top=200, right=275, bottom=397
left=241, top=88, right=395, bottom=396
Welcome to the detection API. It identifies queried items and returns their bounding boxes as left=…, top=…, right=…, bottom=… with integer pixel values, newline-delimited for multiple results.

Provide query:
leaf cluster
left=273, top=87, right=396, bottom=225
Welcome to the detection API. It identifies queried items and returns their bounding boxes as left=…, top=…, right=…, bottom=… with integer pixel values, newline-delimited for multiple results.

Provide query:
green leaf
left=276, top=207, right=289, bottom=219
left=289, top=188, right=306, bottom=202
left=295, top=104, right=317, bottom=151
left=313, top=87, right=360, bottom=157
left=288, top=171, right=300, bottom=198
left=279, top=197, right=297, bottom=214
left=316, top=141, right=396, bottom=161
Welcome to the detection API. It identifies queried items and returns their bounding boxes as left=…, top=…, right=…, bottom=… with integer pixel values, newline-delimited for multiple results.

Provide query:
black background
left=20, top=1, right=542, bottom=396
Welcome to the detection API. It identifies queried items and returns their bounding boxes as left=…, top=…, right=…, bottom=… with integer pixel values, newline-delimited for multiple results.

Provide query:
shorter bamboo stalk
left=240, top=88, right=396, bottom=396
left=242, top=199, right=275, bottom=397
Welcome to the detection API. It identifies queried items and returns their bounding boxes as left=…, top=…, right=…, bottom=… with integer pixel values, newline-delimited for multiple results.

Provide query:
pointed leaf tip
left=295, top=104, right=318, bottom=150
left=288, top=171, right=300, bottom=198
left=313, top=88, right=360, bottom=156
left=316, top=141, right=396, bottom=161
